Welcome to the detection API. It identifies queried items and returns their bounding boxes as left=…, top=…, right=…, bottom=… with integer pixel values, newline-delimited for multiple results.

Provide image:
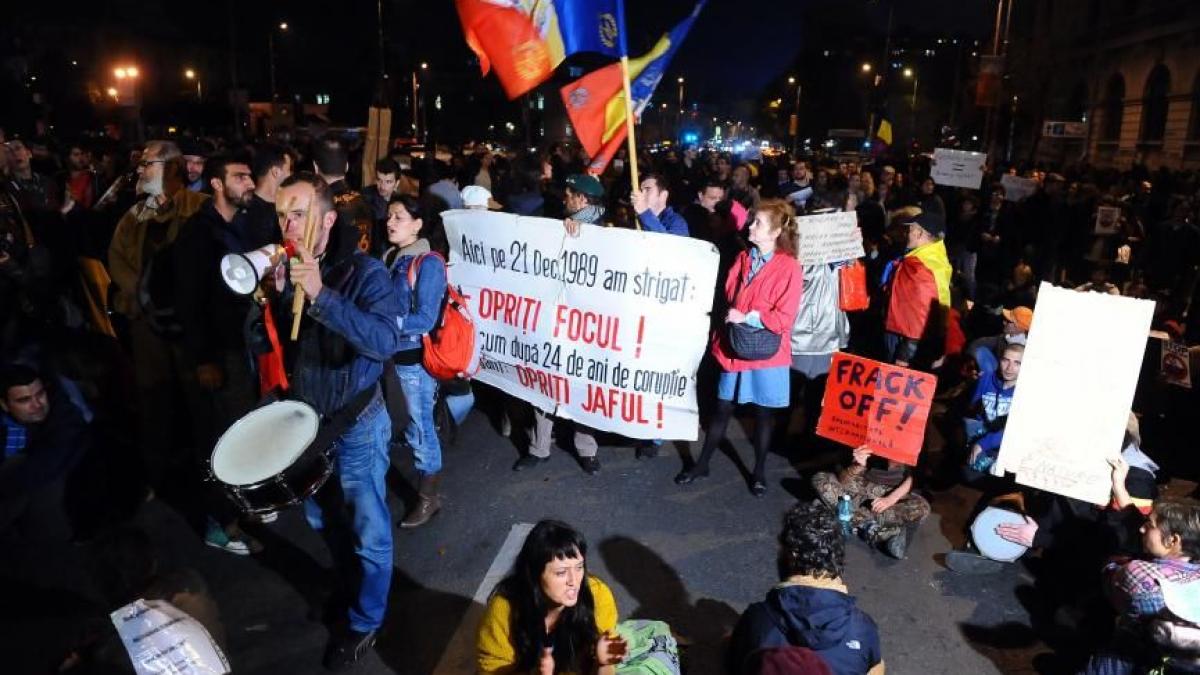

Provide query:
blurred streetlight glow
left=861, top=63, right=872, bottom=73
left=184, top=69, right=195, bottom=80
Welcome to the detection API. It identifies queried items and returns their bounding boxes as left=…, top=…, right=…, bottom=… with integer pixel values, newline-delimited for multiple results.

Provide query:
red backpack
left=407, top=252, right=478, bottom=380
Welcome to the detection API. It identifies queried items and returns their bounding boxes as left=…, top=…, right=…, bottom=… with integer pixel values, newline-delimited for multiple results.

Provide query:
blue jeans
left=303, top=394, right=393, bottom=633
left=395, top=363, right=441, bottom=476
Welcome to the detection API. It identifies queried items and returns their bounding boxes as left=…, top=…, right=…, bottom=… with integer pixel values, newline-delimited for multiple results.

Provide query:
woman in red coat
left=675, top=199, right=804, bottom=496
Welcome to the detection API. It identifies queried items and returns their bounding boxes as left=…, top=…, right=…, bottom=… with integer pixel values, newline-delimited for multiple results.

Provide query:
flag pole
left=616, top=0, right=641, bottom=226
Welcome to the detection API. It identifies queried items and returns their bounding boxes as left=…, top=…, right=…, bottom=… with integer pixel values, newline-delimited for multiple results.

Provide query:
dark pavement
left=2, top=400, right=1048, bottom=674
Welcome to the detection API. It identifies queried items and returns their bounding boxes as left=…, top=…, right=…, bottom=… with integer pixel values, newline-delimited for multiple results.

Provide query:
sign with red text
left=444, top=210, right=720, bottom=440
left=816, top=353, right=937, bottom=466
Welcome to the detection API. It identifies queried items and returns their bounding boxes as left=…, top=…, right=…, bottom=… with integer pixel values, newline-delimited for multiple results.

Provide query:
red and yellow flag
left=456, top=0, right=567, bottom=99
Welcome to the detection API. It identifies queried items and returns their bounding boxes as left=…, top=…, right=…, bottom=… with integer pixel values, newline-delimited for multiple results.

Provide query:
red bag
left=838, top=261, right=870, bottom=312
left=408, top=252, right=479, bottom=380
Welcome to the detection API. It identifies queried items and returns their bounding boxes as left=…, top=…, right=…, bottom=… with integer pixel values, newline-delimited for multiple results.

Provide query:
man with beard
left=107, top=141, right=208, bottom=514
left=172, top=152, right=264, bottom=551
left=181, top=140, right=209, bottom=193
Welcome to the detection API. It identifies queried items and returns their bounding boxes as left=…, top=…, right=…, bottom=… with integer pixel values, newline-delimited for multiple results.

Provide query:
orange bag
left=838, top=261, right=870, bottom=312
left=408, top=252, right=479, bottom=380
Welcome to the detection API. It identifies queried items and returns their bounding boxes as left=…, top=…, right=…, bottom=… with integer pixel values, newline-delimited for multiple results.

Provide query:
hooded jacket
left=728, top=577, right=884, bottom=675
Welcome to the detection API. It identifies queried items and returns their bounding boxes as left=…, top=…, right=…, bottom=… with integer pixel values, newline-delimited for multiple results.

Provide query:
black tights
left=692, top=400, right=776, bottom=482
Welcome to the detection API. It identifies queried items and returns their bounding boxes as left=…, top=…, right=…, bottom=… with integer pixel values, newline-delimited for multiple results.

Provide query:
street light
left=269, top=21, right=288, bottom=102
left=789, top=77, right=802, bottom=156
left=861, top=62, right=872, bottom=73
left=184, top=68, right=202, bottom=100
left=903, top=67, right=919, bottom=143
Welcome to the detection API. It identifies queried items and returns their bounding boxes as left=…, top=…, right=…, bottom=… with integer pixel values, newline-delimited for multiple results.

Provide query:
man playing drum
left=273, top=172, right=402, bottom=669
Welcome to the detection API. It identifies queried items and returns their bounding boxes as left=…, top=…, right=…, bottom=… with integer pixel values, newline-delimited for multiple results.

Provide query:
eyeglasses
left=137, top=159, right=166, bottom=169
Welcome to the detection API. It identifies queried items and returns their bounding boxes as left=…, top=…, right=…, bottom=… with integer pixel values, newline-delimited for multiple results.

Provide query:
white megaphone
left=220, top=243, right=292, bottom=295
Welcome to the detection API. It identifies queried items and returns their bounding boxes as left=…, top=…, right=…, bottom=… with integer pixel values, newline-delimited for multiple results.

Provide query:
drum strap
left=310, top=383, right=380, bottom=454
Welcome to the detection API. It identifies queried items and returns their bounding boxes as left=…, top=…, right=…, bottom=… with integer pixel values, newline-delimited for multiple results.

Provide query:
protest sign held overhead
left=797, top=211, right=864, bottom=265
left=444, top=210, right=719, bottom=440
left=816, top=352, right=937, bottom=466
left=1094, top=206, right=1121, bottom=235
left=931, top=148, right=987, bottom=190
left=996, top=284, right=1155, bottom=504
left=1000, top=174, right=1038, bottom=202
left=1162, top=340, right=1193, bottom=389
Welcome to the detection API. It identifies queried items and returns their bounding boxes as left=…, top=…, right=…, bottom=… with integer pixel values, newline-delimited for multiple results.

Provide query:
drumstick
left=290, top=201, right=317, bottom=340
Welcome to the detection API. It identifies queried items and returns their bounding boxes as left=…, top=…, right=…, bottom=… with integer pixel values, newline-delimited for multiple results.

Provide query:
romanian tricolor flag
left=560, top=1, right=704, bottom=174
left=456, top=0, right=621, bottom=100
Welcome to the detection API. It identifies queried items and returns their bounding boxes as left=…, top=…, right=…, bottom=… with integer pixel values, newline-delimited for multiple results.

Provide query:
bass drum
left=209, top=400, right=333, bottom=516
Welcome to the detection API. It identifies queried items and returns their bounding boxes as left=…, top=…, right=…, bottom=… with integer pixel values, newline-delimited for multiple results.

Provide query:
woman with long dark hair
left=477, top=520, right=627, bottom=674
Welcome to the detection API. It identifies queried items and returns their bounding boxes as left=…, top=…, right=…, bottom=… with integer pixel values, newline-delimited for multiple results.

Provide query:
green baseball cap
left=565, top=173, right=604, bottom=198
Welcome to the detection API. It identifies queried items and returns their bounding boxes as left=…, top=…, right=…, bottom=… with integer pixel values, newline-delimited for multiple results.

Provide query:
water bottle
left=837, top=495, right=853, bottom=537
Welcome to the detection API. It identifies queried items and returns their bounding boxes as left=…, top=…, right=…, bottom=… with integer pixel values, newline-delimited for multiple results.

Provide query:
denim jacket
left=284, top=250, right=403, bottom=417
left=388, top=254, right=448, bottom=353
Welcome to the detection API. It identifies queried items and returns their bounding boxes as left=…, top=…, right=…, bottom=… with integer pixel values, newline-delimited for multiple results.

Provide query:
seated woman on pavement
left=728, top=501, right=884, bottom=675
left=811, top=445, right=930, bottom=560
left=1079, top=498, right=1200, bottom=675
left=477, top=520, right=628, bottom=675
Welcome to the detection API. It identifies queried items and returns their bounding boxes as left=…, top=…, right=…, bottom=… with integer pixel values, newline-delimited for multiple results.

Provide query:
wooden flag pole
left=615, top=0, right=641, bottom=230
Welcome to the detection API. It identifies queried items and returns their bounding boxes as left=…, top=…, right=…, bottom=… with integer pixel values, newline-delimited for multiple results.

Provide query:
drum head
left=211, top=401, right=320, bottom=486
left=971, top=506, right=1030, bottom=562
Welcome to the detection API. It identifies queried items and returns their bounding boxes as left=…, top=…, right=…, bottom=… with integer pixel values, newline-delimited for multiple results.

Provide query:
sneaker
left=323, top=629, right=377, bottom=671
left=204, top=520, right=251, bottom=556
left=635, top=440, right=662, bottom=460
left=945, top=549, right=1007, bottom=575
left=512, top=454, right=549, bottom=472
left=884, top=531, right=908, bottom=559
left=254, top=511, right=279, bottom=524
left=580, top=456, right=600, bottom=475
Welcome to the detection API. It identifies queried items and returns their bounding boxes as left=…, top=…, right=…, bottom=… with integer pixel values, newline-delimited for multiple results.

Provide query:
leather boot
left=400, top=474, right=441, bottom=528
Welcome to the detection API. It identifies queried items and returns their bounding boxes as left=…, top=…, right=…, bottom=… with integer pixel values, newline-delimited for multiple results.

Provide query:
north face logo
left=845, top=640, right=862, bottom=650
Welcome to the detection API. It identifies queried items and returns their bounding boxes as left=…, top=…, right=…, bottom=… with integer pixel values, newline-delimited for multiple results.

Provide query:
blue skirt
left=717, top=367, right=791, bottom=408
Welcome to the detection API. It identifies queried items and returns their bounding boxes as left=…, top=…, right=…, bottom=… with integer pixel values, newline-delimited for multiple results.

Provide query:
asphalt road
left=3, top=400, right=1045, bottom=674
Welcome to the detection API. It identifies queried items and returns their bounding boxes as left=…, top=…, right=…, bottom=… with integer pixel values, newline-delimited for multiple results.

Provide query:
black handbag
left=725, top=258, right=781, bottom=361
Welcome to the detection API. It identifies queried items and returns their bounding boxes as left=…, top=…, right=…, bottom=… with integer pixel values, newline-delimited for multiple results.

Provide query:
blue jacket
left=637, top=206, right=689, bottom=237
left=286, top=250, right=403, bottom=416
left=729, top=582, right=882, bottom=675
left=969, top=369, right=1015, bottom=453
left=388, top=254, right=448, bottom=353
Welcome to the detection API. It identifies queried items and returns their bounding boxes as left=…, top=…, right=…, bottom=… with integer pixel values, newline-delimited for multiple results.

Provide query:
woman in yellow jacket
left=477, top=520, right=628, bottom=674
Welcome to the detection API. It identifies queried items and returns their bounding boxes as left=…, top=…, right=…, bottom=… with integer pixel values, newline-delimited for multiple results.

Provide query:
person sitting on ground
left=0, top=363, right=90, bottom=543
left=963, top=343, right=1023, bottom=482
left=477, top=520, right=628, bottom=675
left=1080, top=499, right=1200, bottom=675
left=811, top=445, right=931, bottom=560
left=966, top=305, right=1032, bottom=376
left=728, top=501, right=884, bottom=675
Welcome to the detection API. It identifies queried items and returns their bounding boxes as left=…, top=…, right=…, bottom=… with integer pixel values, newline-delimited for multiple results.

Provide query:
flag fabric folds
left=455, top=0, right=565, bottom=99
left=456, top=0, right=625, bottom=99
left=553, top=0, right=620, bottom=60
left=560, top=2, right=703, bottom=173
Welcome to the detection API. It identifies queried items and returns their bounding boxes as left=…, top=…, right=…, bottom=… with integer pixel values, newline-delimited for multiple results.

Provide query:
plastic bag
left=838, top=261, right=870, bottom=312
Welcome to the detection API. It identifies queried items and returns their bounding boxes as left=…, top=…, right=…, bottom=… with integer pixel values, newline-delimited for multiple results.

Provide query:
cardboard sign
left=1162, top=340, right=1192, bottom=389
left=931, top=148, right=987, bottom=190
left=1000, top=174, right=1037, bottom=202
left=1095, top=206, right=1121, bottom=235
left=444, top=210, right=719, bottom=440
left=996, top=284, right=1155, bottom=504
left=816, top=352, right=937, bottom=466
left=797, top=211, right=864, bottom=265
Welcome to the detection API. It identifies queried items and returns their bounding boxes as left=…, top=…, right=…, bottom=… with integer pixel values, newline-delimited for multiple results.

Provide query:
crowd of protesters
left=2, top=121, right=1200, bottom=674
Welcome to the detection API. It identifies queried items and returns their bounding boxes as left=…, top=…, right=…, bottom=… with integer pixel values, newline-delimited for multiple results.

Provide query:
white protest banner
left=1162, top=340, right=1192, bottom=389
left=931, top=148, right=987, bottom=190
left=797, top=211, right=864, bottom=265
left=996, top=283, right=1154, bottom=504
left=111, top=599, right=230, bottom=674
left=444, top=210, right=719, bottom=440
left=1000, top=174, right=1037, bottom=202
